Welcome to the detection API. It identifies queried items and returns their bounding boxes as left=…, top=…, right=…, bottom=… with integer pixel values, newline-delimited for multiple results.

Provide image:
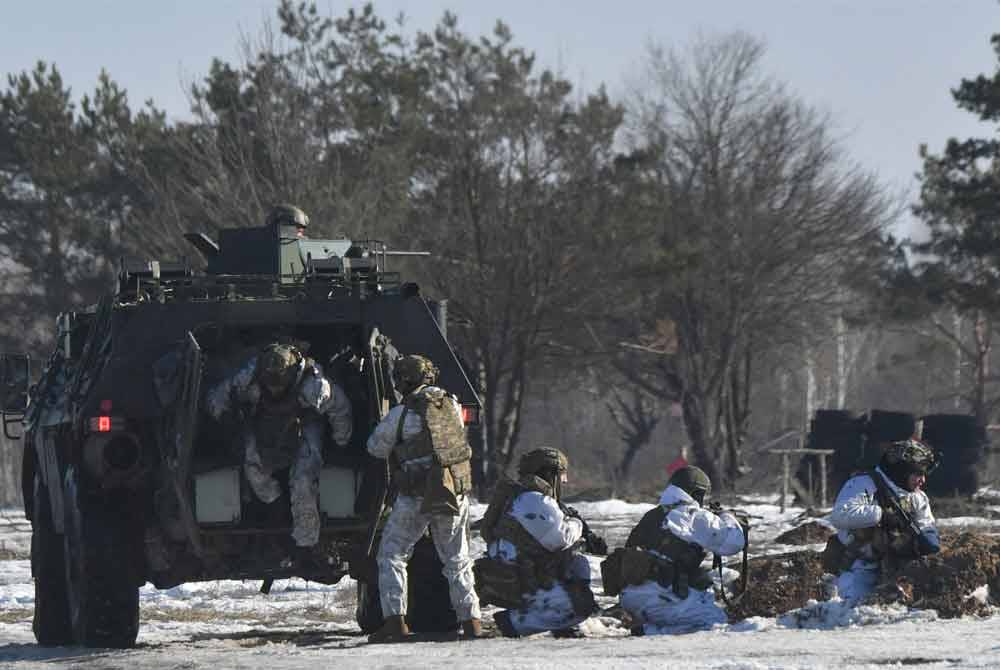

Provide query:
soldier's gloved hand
left=915, top=530, right=941, bottom=556
left=563, top=505, right=582, bottom=520
left=585, top=532, right=609, bottom=556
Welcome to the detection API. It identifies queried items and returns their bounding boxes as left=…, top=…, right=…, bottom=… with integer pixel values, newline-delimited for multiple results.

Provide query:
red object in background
left=666, top=455, right=689, bottom=476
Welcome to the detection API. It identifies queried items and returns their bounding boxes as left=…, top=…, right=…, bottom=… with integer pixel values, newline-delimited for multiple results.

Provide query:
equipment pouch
left=601, top=547, right=659, bottom=596
left=419, top=460, right=472, bottom=516
left=473, top=556, right=525, bottom=610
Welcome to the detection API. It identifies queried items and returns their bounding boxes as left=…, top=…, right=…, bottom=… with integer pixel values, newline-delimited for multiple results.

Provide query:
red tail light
left=461, top=405, right=480, bottom=425
left=88, top=416, right=123, bottom=433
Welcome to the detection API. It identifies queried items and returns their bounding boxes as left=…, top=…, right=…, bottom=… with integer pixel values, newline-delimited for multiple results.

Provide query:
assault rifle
left=870, top=469, right=940, bottom=557
left=563, top=506, right=609, bottom=556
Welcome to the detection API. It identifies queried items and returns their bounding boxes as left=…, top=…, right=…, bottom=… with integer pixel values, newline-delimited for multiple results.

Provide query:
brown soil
left=867, top=531, right=1000, bottom=617
left=726, top=550, right=827, bottom=621
left=727, top=530, right=1000, bottom=621
left=774, top=521, right=835, bottom=545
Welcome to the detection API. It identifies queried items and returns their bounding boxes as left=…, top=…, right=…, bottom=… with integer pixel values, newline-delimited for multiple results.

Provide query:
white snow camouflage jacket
left=654, top=485, right=746, bottom=557
left=486, top=490, right=584, bottom=563
left=829, top=467, right=939, bottom=558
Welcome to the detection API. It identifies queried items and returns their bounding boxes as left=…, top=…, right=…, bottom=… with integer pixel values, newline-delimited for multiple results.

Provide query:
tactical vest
left=252, top=372, right=309, bottom=470
left=827, top=471, right=922, bottom=570
left=621, top=503, right=712, bottom=594
left=481, top=476, right=572, bottom=589
left=393, top=387, right=472, bottom=506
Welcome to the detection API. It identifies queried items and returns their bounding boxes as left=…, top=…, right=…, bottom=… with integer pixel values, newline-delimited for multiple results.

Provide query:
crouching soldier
left=205, top=343, right=353, bottom=559
left=366, top=354, right=481, bottom=642
left=604, top=466, right=745, bottom=635
left=824, top=439, right=940, bottom=604
left=475, top=448, right=603, bottom=638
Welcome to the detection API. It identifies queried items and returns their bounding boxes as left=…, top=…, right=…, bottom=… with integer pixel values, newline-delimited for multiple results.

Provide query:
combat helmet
left=518, top=447, right=569, bottom=498
left=257, top=343, right=304, bottom=398
left=267, top=203, right=309, bottom=231
left=518, top=447, right=569, bottom=478
left=392, top=354, right=438, bottom=395
left=669, top=465, right=712, bottom=505
left=880, top=438, right=939, bottom=491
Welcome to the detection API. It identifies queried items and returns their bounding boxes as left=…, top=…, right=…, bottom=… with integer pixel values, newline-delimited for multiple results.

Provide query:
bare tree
left=613, top=33, right=896, bottom=487
left=406, top=16, right=624, bottom=487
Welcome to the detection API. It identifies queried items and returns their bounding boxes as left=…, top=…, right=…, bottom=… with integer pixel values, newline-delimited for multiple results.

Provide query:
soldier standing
left=825, top=439, right=940, bottom=603
left=366, top=354, right=481, bottom=642
left=610, top=466, right=745, bottom=635
left=205, top=343, right=353, bottom=559
left=476, top=448, right=603, bottom=638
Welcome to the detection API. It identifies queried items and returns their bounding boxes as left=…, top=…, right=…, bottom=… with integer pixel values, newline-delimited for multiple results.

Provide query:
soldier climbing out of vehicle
left=365, top=354, right=482, bottom=643
left=604, top=466, right=746, bottom=636
left=824, top=438, right=941, bottom=604
left=205, top=342, right=353, bottom=565
left=474, top=447, right=606, bottom=639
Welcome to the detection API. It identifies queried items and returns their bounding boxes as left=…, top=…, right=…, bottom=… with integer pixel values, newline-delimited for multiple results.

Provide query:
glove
left=563, top=505, right=582, bottom=520
left=915, top=531, right=940, bottom=556
left=585, top=532, right=608, bottom=556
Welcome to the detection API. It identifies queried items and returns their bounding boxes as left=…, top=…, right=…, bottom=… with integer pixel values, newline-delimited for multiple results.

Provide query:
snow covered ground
left=2, top=497, right=1000, bottom=669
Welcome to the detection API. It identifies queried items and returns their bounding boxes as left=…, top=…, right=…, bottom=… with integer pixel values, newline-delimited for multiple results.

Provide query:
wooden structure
left=770, top=447, right=835, bottom=512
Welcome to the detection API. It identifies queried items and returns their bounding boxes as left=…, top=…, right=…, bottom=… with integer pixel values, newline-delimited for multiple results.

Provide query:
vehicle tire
left=355, top=576, right=383, bottom=635
left=31, top=476, right=73, bottom=646
left=63, top=469, right=141, bottom=648
left=407, top=534, right=458, bottom=634
left=354, top=533, right=459, bottom=634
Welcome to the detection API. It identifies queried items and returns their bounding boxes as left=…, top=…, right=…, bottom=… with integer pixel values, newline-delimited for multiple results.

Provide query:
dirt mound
left=726, top=550, right=827, bottom=620
left=867, top=531, right=1000, bottom=617
left=727, top=530, right=1000, bottom=621
left=774, top=521, right=835, bottom=545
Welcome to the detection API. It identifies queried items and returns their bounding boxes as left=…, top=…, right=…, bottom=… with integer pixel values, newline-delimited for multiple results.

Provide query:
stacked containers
left=920, top=414, right=986, bottom=497
left=798, top=409, right=866, bottom=498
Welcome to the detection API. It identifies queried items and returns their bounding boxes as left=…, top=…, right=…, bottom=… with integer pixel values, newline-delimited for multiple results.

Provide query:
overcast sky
left=3, top=1, right=998, bottom=235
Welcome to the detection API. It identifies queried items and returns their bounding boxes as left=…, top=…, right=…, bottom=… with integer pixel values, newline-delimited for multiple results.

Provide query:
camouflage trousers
left=620, top=580, right=727, bottom=634
left=376, top=493, right=481, bottom=622
left=243, top=420, right=324, bottom=547
left=501, top=554, right=595, bottom=635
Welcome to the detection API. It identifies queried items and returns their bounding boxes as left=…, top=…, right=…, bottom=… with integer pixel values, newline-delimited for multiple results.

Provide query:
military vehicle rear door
left=0, top=353, right=29, bottom=439
left=152, top=332, right=204, bottom=555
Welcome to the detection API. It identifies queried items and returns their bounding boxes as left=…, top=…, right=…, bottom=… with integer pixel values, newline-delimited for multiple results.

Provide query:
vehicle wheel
left=355, top=576, right=383, bottom=634
left=31, top=476, right=72, bottom=646
left=407, top=534, right=458, bottom=633
left=63, top=469, right=140, bottom=648
left=354, top=534, right=459, bottom=634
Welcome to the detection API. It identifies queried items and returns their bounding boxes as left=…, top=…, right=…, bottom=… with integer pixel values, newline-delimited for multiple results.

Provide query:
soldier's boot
left=367, top=615, right=412, bottom=644
left=493, top=611, right=519, bottom=638
left=461, top=618, right=483, bottom=639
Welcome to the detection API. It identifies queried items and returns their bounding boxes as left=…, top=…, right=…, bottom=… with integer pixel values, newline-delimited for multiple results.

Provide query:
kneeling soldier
left=475, top=448, right=602, bottom=637
left=824, top=439, right=940, bottom=604
left=606, top=466, right=745, bottom=635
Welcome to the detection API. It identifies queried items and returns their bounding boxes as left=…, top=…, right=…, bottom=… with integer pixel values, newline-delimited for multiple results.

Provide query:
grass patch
left=0, top=608, right=32, bottom=624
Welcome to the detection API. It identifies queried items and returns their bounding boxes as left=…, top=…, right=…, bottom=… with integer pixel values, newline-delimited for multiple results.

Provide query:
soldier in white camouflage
left=205, top=343, right=353, bottom=555
left=825, top=439, right=940, bottom=603
left=366, top=354, right=481, bottom=642
left=475, top=448, right=601, bottom=638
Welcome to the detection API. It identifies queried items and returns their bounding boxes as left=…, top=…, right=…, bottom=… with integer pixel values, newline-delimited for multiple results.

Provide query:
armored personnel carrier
left=0, top=218, right=480, bottom=647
